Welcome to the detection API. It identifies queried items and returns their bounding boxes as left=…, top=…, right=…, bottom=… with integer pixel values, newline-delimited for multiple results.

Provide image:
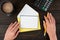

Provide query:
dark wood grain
left=0, top=0, right=60, bottom=40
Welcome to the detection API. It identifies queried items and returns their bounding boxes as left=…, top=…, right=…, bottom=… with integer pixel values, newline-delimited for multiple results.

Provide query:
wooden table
left=0, top=0, right=60, bottom=40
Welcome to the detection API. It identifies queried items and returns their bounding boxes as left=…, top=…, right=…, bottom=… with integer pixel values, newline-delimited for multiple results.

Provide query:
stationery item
left=20, top=16, right=38, bottom=28
left=17, top=4, right=41, bottom=32
left=44, top=26, right=46, bottom=36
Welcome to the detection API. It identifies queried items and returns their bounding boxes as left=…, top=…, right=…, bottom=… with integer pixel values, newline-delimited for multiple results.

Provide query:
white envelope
left=17, top=4, right=41, bottom=32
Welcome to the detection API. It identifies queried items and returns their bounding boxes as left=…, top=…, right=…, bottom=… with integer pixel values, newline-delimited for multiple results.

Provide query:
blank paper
left=20, top=16, right=38, bottom=28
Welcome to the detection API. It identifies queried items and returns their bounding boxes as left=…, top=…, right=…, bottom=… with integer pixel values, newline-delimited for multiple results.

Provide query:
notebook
left=17, top=4, right=41, bottom=32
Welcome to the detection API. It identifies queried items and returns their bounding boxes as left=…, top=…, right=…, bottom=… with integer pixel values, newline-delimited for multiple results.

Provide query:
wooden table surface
left=0, top=0, right=60, bottom=40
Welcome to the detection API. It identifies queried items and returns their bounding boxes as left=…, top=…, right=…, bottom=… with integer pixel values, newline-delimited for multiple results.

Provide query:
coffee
left=2, top=2, right=13, bottom=14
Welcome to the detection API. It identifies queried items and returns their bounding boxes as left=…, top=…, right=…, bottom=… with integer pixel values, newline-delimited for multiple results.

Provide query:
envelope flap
left=17, top=4, right=38, bottom=17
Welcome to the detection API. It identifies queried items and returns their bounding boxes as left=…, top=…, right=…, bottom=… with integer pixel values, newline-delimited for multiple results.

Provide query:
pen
left=44, top=27, right=46, bottom=36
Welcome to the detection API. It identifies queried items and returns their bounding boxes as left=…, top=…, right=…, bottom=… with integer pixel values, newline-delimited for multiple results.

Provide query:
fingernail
left=44, top=16, right=46, bottom=19
left=47, top=12, right=49, bottom=14
left=48, top=12, right=49, bottom=15
left=50, top=13, right=51, bottom=15
left=43, top=20, right=44, bottom=23
left=44, top=16, right=46, bottom=18
left=44, top=16, right=45, bottom=18
left=15, top=21, right=17, bottom=23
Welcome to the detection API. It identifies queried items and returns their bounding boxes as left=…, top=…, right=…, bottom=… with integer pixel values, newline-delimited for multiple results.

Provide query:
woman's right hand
left=43, top=13, right=57, bottom=40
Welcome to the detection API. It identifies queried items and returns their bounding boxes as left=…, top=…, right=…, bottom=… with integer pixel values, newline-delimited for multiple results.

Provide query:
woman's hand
left=4, top=21, right=20, bottom=40
left=43, top=13, right=57, bottom=40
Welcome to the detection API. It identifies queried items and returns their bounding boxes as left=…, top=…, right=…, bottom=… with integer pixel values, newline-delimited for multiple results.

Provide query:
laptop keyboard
left=33, top=0, right=53, bottom=11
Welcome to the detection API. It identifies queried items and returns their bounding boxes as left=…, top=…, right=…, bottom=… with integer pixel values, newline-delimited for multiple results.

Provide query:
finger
left=12, top=22, right=19, bottom=33
left=9, top=23, right=13, bottom=27
left=10, top=21, right=17, bottom=30
left=13, top=23, right=19, bottom=33
left=50, top=13, right=56, bottom=23
left=14, top=30, right=20, bottom=39
left=47, top=12, right=51, bottom=23
left=44, top=16, right=50, bottom=24
left=7, top=23, right=13, bottom=30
